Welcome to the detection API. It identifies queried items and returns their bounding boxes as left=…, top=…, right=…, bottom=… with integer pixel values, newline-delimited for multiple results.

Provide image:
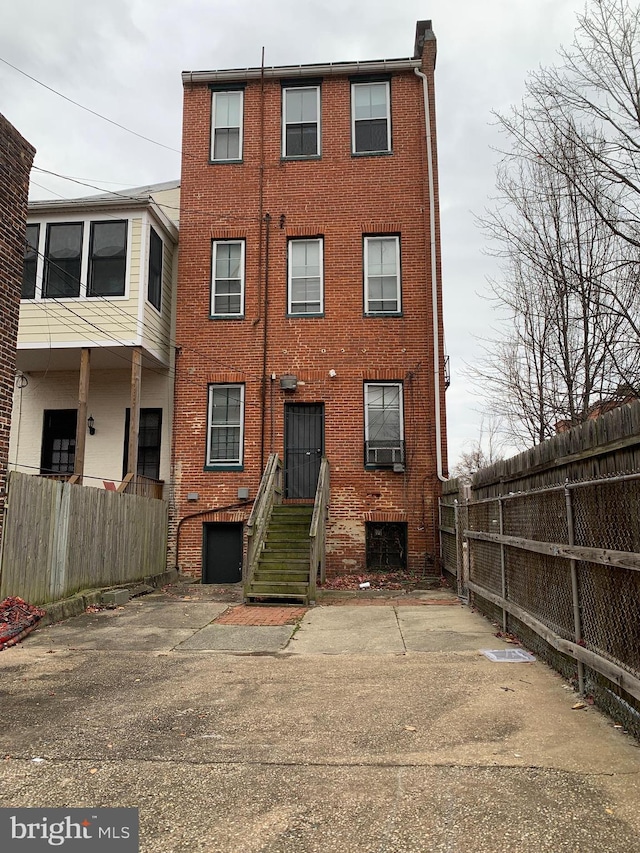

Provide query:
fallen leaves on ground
left=320, top=571, right=443, bottom=591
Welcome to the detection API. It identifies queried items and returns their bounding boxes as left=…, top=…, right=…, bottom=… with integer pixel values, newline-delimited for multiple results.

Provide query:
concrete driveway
left=1, top=589, right=639, bottom=852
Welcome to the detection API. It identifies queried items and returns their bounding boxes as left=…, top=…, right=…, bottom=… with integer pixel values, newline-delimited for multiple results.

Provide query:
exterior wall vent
left=280, top=374, right=297, bottom=391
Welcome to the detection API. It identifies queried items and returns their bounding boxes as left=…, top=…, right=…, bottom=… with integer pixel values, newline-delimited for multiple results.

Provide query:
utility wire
left=26, top=202, right=263, bottom=381
left=32, top=165, right=258, bottom=225
left=0, top=55, right=182, bottom=156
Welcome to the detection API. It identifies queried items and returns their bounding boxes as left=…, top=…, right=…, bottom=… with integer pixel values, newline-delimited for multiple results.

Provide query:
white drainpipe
left=415, top=66, right=447, bottom=482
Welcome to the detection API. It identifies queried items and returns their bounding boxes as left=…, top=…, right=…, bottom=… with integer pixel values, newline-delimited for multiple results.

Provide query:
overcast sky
left=0, top=0, right=588, bottom=466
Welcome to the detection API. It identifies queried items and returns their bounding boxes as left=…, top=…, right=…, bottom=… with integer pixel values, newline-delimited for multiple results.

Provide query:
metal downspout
left=415, top=66, right=447, bottom=482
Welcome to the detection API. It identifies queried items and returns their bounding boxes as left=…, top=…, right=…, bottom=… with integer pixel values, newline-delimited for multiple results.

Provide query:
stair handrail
left=309, top=456, right=330, bottom=603
left=245, top=453, right=282, bottom=591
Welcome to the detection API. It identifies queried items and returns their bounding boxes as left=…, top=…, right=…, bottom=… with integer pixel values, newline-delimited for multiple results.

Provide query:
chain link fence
left=440, top=473, right=640, bottom=739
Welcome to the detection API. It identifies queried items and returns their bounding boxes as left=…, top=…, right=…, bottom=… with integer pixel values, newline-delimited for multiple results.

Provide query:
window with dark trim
left=123, top=408, right=162, bottom=480
left=40, top=409, right=77, bottom=475
left=22, top=223, right=39, bottom=299
left=288, top=238, right=323, bottom=315
left=282, top=85, right=320, bottom=157
left=364, top=235, right=401, bottom=314
left=148, top=227, right=163, bottom=311
left=211, top=91, right=243, bottom=161
left=43, top=223, right=83, bottom=298
left=364, top=382, right=404, bottom=466
left=211, top=240, right=245, bottom=317
left=88, top=220, right=127, bottom=297
left=366, top=521, right=407, bottom=570
left=352, top=81, right=391, bottom=154
left=206, top=384, right=244, bottom=466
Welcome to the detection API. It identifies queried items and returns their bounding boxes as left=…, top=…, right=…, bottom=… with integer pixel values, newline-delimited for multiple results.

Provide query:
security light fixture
left=87, top=415, right=95, bottom=435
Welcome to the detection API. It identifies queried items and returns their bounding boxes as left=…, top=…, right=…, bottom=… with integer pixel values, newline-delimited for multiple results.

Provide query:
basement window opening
left=365, top=522, right=407, bottom=571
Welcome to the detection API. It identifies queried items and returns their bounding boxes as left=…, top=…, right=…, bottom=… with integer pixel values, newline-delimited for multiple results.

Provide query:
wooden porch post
left=127, top=347, right=143, bottom=479
left=74, top=348, right=91, bottom=485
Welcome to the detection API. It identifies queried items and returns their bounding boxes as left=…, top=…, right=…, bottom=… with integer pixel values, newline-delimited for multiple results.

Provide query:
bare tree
left=473, top=0, right=640, bottom=444
left=452, top=416, right=505, bottom=483
left=498, top=0, right=640, bottom=249
left=476, top=134, right=636, bottom=444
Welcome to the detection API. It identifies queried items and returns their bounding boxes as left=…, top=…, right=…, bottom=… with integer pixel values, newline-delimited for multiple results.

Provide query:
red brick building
left=173, top=20, right=448, bottom=588
left=0, top=114, right=35, bottom=544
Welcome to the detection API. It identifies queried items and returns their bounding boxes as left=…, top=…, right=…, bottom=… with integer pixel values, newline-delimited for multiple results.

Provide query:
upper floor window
left=211, top=90, right=243, bottom=161
left=288, top=238, right=323, bottom=315
left=88, top=220, right=127, bottom=297
left=22, top=224, right=39, bottom=299
left=148, top=227, right=163, bottom=311
left=352, top=81, right=391, bottom=154
left=211, top=240, right=245, bottom=317
left=206, top=384, right=244, bottom=467
left=364, top=235, right=401, bottom=314
left=282, top=86, right=320, bottom=158
left=364, top=382, right=404, bottom=467
left=43, top=223, right=83, bottom=298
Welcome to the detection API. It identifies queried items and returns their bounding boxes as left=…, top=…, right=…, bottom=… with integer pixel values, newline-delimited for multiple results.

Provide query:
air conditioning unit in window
left=366, top=443, right=404, bottom=466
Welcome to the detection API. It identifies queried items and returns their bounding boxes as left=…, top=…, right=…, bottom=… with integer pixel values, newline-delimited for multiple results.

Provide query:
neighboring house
left=0, top=114, right=35, bottom=542
left=9, top=181, right=180, bottom=497
left=173, top=19, right=448, bottom=587
left=555, top=392, right=638, bottom=434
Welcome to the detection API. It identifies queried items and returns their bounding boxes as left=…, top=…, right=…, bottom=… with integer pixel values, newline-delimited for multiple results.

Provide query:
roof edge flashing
left=182, top=58, right=421, bottom=86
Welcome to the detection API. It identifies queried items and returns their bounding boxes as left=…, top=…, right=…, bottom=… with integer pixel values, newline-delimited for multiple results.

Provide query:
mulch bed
left=0, top=597, right=46, bottom=650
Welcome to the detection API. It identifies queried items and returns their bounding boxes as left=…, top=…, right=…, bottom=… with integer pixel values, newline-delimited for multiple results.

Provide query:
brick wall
left=0, top=115, right=35, bottom=543
left=173, top=32, right=446, bottom=578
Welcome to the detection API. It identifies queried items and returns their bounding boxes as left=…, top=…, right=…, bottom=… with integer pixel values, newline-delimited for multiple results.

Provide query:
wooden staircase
left=245, top=505, right=313, bottom=604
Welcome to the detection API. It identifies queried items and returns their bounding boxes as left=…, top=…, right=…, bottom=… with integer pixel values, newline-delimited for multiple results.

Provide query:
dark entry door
left=202, top=523, right=243, bottom=584
left=123, top=408, right=162, bottom=479
left=284, top=403, right=324, bottom=499
left=41, top=409, right=77, bottom=475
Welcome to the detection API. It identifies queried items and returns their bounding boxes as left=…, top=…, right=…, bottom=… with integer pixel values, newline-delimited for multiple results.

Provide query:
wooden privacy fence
left=440, top=402, right=640, bottom=739
left=0, top=471, right=168, bottom=605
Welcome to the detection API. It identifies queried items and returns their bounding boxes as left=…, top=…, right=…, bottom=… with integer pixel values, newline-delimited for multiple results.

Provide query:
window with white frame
left=364, top=382, right=404, bottom=466
left=206, top=384, right=244, bottom=466
left=211, top=240, right=245, bottom=317
left=88, top=220, right=127, bottom=297
left=211, top=90, right=243, bottom=161
left=43, top=222, right=83, bottom=298
left=288, top=238, right=323, bottom=315
left=364, top=235, right=400, bottom=314
left=282, top=85, right=320, bottom=157
left=352, top=81, right=391, bottom=154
